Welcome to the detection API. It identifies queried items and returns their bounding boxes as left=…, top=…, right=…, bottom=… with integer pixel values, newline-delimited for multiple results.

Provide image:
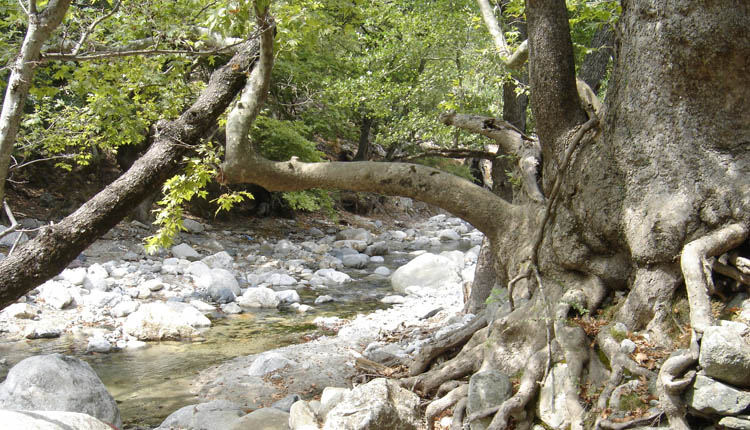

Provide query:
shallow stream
left=0, top=244, right=465, bottom=428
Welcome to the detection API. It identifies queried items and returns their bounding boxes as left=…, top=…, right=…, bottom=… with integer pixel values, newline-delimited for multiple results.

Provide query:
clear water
left=0, top=241, right=468, bottom=428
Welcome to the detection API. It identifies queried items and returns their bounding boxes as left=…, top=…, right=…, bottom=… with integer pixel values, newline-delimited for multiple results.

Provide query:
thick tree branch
left=476, top=0, right=528, bottom=69
left=440, top=111, right=543, bottom=202
left=224, top=157, right=512, bottom=237
left=0, top=38, right=262, bottom=310
left=526, top=0, right=587, bottom=147
left=224, top=5, right=275, bottom=162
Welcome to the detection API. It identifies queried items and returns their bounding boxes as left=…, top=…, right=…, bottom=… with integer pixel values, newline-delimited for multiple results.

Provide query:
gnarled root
left=403, top=342, right=484, bottom=394
left=409, top=313, right=488, bottom=376
left=656, top=331, right=699, bottom=430
left=425, top=383, right=468, bottom=430
left=464, top=346, right=549, bottom=430
left=681, top=223, right=748, bottom=333
left=595, top=327, right=656, bottom=430
left=451, top=397, right=467, bottom=430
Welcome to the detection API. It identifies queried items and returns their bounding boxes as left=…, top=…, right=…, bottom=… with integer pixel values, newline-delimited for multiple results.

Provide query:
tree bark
left=0, top=38, right=261, bottom=309
left=353, top=115, right=373, bottom=161
left=0, top=0, right=72, bottom=205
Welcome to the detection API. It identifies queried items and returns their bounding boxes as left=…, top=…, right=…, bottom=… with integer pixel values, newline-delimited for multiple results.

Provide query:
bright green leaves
left=212, top=190, right=254, bottom=216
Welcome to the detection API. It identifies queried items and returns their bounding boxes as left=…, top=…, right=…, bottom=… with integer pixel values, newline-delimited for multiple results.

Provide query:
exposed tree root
left=437, top=380, right=465, bottom=398
left=656, top=331, right=699, bottom=430
left=594, top=328, right=656, bottom=429
left=409, top=313, right=488, bottom=376
left=681, top=223, right=748, bottom=333
left=482, top=346, right=550, bottom=430
left=598, top=409, right=663, bottom=430
left=403, top=342, right=484, bottom=394
left=425, top=384, right=468, bottom=430
left=450, top=397, right=467, bottom=430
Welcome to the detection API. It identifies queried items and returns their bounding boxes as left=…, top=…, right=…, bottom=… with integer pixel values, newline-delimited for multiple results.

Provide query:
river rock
left=467, top=370, right=513, bottom=430
left=320, top=387, right=350, bottom=419
left=25, top=325, right=61, bottom=339
left=719, top=417, right=750, bottom=430
left=342, top=253, right=369, bottom=269
left=324, top=378, right=419, bottom=430
left=0, top=410, right=114, bottom=430
left=699, top=322, right=750, bottom=387
left=142, top=278, right=164, bottom=292
left=172, top=243, right=201, bottom=260
left=238, top=287, right=280, bottom=308
left=157, top=400, right=245, bottom=430
left=276, top=290, right=301, bottom=304
left=315, top=295, right=334, bottom=304
left=314, top=269, right=352, bottom=285
left=60, top=267, right=87, bottom=285
left=124, top=302, right=210, bottom=340
left=112, top=300, right=139, bottom=317
left=190, top=299, right=216, bottom=312
left=438, top=229, right=461, bottom=241
left=182, top=218, right=205, bottom=233
left=686, top=373, right=750, bottom=415
left=373, top=266, right=391, bottom=276
left=248, top=352, right=297, bottom=377
left=0, top=354, right=121, bottom=428
left=221, top=302, right=243, bottom=314
left=4, top=302, right=37, bottom=319
left=272, top=394, right=302, bottom=412
left=364, top=342, right=408, bottom=366
left=86, top=335, right=111, bottom=353
left=202, top=251, right=234, bottom=270
left=365, top=241, right=388, bottom=256
left=209, top=268, right=241, bottom=295
left=336, top=228, right=372, bottom=243
left=230, top=407, right=290, bottom=430
left=381, top=295, right=405, bottom=304
left=265, top=272, right=298, bottom=286
left=390, top=253, right=461, bottom=293
left=290, top=400, right=320, bottom=430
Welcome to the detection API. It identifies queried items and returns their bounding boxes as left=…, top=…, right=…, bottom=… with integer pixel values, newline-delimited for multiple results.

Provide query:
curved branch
left=224, top=156, right=512, bottom=237
left=476, top=0, right=528, bottom=69
left=440, top=112, right=543, bottom=202
left=681, top=223, right=749, bottom=333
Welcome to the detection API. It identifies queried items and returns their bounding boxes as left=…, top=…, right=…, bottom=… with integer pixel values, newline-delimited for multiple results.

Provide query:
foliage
left=412, top=157, right=474, bottom=182
left=252, top=115, right=323, bottom=162
left=144, top=142, right=252, bottom=253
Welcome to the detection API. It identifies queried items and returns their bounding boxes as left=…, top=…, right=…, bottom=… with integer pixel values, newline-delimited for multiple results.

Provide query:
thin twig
left=0, top=201, right=19, bottom=241
left=40, top=42, right=246, bottom=62
left=530, top=115, right=599, bottom=266
left=18, top=0, right=29, bottom=15
left=9, top=154, right=76, bottom=171
left=72, top=0, right=122, bottom=56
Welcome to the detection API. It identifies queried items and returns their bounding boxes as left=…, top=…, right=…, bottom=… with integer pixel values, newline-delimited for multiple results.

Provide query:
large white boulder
left=324, top=378, right=419, bottom=430
left=390, top=253, right=461, bottom=293
left=237, top=287, right=280, bottom=308
left=0, top=410, right=114, bottom=430
left=157, top=399, right=245, bottom=430
left=0, top=354, right=121, bottom=428
left=124, top=302, right=211, bottom=340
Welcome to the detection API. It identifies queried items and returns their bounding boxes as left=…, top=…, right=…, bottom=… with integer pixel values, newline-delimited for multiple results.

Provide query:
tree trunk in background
left=353, top=115, right=372, bottom=161
left=578, top=26, right=614, bottom=94
left=0, top=0, right=72, bottom=206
